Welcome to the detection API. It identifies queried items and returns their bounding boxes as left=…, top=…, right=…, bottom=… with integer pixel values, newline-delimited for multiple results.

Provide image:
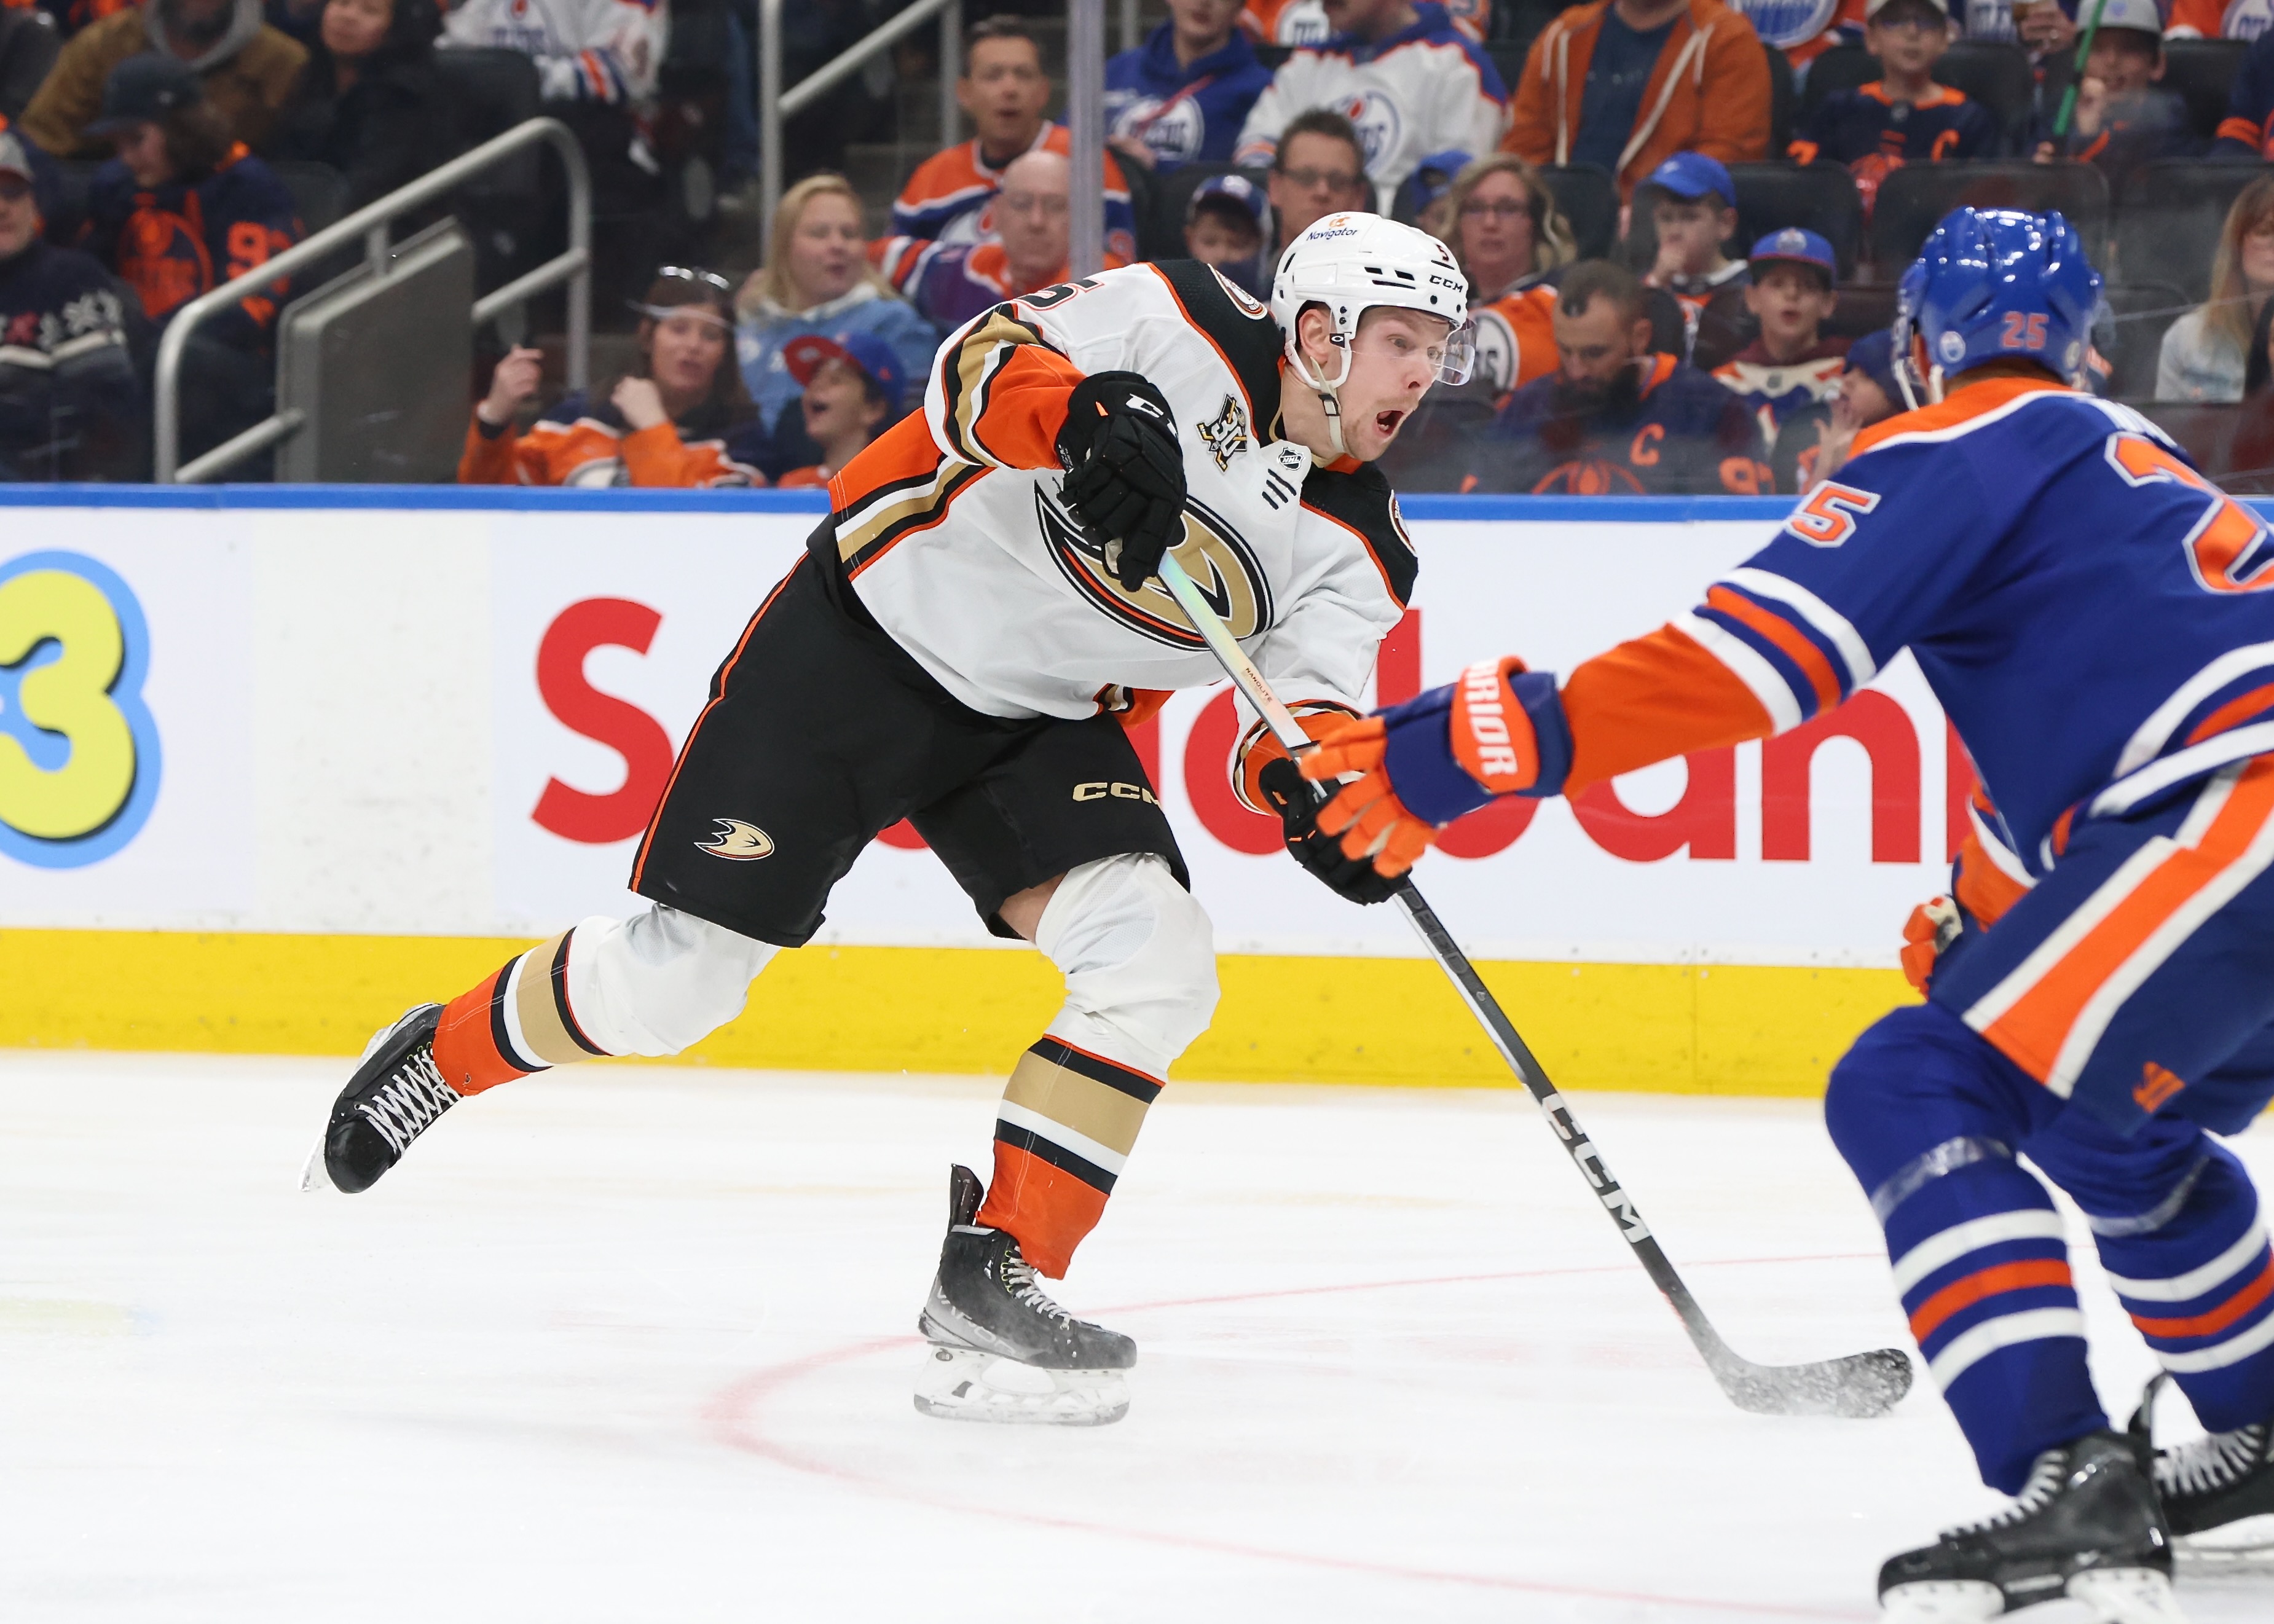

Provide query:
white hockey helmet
left=1270, top=212, right=1475, bottom=394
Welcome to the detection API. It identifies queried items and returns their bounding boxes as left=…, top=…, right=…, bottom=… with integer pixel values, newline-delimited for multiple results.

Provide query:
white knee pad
left=564, top=906, right=779, bottom=1057
left=1033, top=853, right=1219, bottom=1079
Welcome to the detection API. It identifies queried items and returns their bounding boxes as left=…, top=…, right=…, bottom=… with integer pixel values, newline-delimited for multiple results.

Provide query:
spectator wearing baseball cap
left=1713, top=228, right=1848, bottom=449
left=1184, top=173, right=1268, bottom=296
left=1501, top=0, right=1770, bottom=203
left=0, top=120, right=143, bottom=479
left=1639, top=152, right=1751, bottom=368
left=1790, top=0, right=1999, bottom=214
left=1766, top=324, right=1902, bottom=493
left=2032, top=0, right=2196, bottom=181
left=20, top=0, right=307, bottom=158
left=79, top=54, right=302, bottom=472
left=773, top=330, right=908, bottom=491
left=463, top=269, right=769, bottom=488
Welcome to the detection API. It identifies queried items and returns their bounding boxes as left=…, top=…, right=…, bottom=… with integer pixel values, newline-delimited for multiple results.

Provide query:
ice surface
left=1, top=1051, right=2267, bottom=1623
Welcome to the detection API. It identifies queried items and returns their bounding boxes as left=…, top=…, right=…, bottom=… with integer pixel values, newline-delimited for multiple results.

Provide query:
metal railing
left=760, top=0, right=964, bottom=244
left=155, top=117, right=592, bottom=482
left=757, top=0, right=1142, bottom=249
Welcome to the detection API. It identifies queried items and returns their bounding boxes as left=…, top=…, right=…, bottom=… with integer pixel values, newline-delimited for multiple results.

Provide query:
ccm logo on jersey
left=1787, top=481, right=1881, bottom=547
left=697, top=818, right=776, bottom=859
left=1073, top=782, right=1159, bottom=803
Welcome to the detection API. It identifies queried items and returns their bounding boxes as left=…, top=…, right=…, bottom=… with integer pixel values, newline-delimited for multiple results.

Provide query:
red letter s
left=532, top=598, right=677, bottom=844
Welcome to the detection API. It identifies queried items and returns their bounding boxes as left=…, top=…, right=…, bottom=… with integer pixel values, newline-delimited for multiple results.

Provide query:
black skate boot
left=2132, top=1373, right=2274, bottom=1558
left=301, top=1004, right=458, bottom=1194
left=913, top=1164, right=1136, bottom=1426
left=1877, top=1430, right=2180, bottom=1622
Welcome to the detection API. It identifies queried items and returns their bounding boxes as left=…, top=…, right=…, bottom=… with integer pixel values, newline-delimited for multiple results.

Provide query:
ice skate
left=913, top=1164, right=1135, bottom=1426
left=301, top=1004, right=457, bottom=1194
left=2133, top=1374, right=2274, bottom=1561
left=1877, top=1430, right=2181, bottom=1622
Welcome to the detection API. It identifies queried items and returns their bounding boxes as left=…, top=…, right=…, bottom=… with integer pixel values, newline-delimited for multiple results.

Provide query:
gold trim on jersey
left=938, top=308, right=1051, bottom=467
left=833, top=457, right=989, bottom=576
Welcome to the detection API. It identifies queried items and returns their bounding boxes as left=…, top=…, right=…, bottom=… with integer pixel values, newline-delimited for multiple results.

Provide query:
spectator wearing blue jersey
left=2213, top=26, right=2274, bottom=160
left=733, top=173, right=940, bottom=473
left=1106, top=0, right=1273, bottom=173
left=1790, top=0, right=2000, bottom=190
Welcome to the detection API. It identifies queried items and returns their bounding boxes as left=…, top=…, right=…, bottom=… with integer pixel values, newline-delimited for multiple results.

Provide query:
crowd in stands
left=16, top=0, right=2274, bottom=486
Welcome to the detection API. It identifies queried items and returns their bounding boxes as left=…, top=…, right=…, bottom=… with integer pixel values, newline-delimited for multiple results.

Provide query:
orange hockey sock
left=430, top=928, right=608, bottom=1096
left=975, top=1036, right=1162, bottom=1277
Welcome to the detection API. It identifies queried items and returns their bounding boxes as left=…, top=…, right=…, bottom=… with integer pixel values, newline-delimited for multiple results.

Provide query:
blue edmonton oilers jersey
left=1104, top=26, right=1275, bottom=170
left=1697, top=380, right=2274, bottom=871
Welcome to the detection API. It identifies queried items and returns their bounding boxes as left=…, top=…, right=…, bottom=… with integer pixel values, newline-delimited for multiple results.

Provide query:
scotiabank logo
left=532, top=598, right=1966, bottom=863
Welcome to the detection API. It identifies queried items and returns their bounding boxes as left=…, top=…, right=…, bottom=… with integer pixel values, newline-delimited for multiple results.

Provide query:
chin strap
left=1286, top=340, right=1353, bottom=461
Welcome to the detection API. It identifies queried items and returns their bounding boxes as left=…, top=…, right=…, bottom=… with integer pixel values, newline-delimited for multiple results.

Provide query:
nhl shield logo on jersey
left=1036, top=488, right=1272, bottom=646
left=696, top=818, right=775, bottom=860
left=1196, top=395, right=1252, bottom=471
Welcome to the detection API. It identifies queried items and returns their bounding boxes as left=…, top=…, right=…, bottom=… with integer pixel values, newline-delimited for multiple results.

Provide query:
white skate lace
left=355, top=1050, right=457, bottom=1155
left=1944, top=1452, right=2068, bottom=1539
left=2158, top=1425, right=2268, bottom=1499
left=1001, top=1250, right=1076, bottom=1326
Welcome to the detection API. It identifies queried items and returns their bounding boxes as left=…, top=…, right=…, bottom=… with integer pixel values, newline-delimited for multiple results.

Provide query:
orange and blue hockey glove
left=1300, top=657, right=1572, bottom=874
left=1900, top=895, right=1964, bottom=994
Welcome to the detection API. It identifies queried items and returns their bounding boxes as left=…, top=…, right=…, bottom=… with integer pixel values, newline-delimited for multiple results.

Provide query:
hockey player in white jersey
left=304, top=215, right=1473, bottom=1426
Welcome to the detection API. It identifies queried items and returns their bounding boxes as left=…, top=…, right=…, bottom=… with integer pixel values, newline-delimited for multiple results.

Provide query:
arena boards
left=0, top=488, right=2010, bottom=1095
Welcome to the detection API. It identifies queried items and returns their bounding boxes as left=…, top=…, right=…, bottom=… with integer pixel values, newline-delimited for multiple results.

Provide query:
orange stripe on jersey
left=1560, top=624, right=1776, bottom=794
left=1909, top=1258, right=2075, bottom=1343
left=1704, top=585, right=1841, bottom=714
left=936, top=308, right=1082, bottom=469
left=1972, top=757, right=2274, bottom=1089
left=1851, top=375, right=2071, bottom=459
left=830, top=410, right=951, bottom=514
left=975, top=1140, right=1110, bottom=1280
left=2130, top=1253, right=2274, bottom=1341
left=2186, top=681, right=2274, bottom=747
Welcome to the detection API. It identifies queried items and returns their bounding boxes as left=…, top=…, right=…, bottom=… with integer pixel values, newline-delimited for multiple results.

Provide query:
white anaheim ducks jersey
left=817, top=259, right=1415, bottom=726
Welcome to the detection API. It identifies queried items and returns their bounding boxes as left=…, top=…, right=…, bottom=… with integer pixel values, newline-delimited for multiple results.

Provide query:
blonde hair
left=2205, top=176, right=2274, bottom=353
left=739, top=174, right=893, bottom=317
left=1424, top=154, right=1578, bottom=285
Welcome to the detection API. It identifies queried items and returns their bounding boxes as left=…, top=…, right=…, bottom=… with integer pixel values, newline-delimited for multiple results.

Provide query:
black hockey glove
left=1258, top=757, right=1399, bottom=907
left=1056, top=370, right=1186, bottom=589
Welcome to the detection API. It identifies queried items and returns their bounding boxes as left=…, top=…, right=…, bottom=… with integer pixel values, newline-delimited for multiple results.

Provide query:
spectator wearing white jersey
left=1233, top=0, right=1508, bottom=215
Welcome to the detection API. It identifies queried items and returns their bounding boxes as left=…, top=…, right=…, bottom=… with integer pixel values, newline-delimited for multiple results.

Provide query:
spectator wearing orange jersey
left=2166, top=0, right=2272, bottom=39
left=1502, top=0, right=1771, bottom=201
left=770, top=330, right=907, bottom=490
left=1425, top=152, right=1575, bottom=401
left=460, top=270, right=768, bottom=488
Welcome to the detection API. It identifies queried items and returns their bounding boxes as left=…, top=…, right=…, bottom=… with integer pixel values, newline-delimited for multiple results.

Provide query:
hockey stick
left=1156, top=553, right=1914, bottom=1419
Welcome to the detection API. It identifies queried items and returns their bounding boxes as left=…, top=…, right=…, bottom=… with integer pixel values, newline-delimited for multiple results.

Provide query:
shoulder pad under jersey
left=1152, top=258, right=1284, bottom=426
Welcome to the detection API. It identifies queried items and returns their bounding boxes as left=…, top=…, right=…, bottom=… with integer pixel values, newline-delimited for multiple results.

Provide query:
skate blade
left=1879, top=1579, right=2004, bottom=1621
left=2066, top=1567, right=2186, bottom=1623
left=911, top=1345, right=1128, bottom=1427
left=2176, top=1512, right=2274, bottom=1566
left=298, top=1129, right=336, bottom=1194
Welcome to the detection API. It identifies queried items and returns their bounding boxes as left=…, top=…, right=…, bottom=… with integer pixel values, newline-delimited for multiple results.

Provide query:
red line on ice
left=703, top=1253, right=1885, bottom=1621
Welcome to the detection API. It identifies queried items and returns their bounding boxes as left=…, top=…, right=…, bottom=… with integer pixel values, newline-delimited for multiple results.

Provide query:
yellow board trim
left=0, top=928, right=1914, bottom=1096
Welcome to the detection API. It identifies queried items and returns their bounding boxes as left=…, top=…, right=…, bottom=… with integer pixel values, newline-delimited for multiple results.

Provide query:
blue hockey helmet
left=1892, top=208, right=2103, bottom=398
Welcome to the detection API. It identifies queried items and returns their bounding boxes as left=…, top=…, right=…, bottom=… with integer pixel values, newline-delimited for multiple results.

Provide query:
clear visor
left=1347, top=316, right=1476, bottom=386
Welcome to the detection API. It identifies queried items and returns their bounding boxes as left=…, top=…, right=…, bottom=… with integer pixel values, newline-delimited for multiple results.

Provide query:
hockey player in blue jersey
left=1287, top=208, right=2274, bottom=1618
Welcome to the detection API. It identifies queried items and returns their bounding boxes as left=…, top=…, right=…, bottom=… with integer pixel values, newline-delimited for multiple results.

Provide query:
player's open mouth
left=1375, top=409, right=1406, bottom=437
